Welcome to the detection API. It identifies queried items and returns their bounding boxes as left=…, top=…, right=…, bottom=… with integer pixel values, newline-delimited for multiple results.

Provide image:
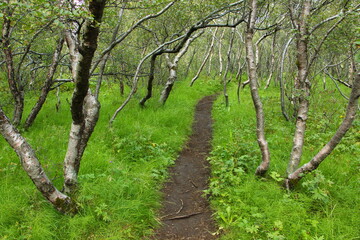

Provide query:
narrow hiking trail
left=153, top=95, right=218, bottom=240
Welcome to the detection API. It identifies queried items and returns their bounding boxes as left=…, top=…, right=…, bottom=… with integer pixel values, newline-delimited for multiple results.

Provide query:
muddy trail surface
left=153, top=95, right=218, bottom=240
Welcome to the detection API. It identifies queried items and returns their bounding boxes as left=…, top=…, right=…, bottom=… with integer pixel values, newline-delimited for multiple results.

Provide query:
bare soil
left=152, top=95, right=218, bottom=240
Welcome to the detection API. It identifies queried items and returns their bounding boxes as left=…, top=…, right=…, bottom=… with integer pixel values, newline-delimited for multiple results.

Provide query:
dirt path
left=152, top=95, right=218, bottom=240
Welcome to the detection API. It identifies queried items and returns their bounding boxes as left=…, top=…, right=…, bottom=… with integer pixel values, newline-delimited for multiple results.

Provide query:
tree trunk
left=63, top=0, right=106, bottom=194
left=185, top=48, right=196, bottom=78
left=24, top=37, right=64, bottom=129
left=218, top=29, right=225, bottom=76
left=223, top=29, right=235, bottom=107
left=279, top=36, right=293, bottom=121
left=348, top=43, right=356, bottom=85
left=160, top=31, right=202, bottom=104
left=286, top=73, right=360, bottom=188
left=139, top=54, right=157, bottom=106
left=265, top=31, right=277, bottom=89
left=287, top=0, right=311, bottom=175
left=2, top=7, right=24, bottom=126
left=160, top=65, right=176, bottom=104
left=0, top=107, right=75, bottom=214
left=245, top=0, right=270, bottom=176
left=190, top=28, right=218, bottom=86
left=95, top=5, right=125, bottom=100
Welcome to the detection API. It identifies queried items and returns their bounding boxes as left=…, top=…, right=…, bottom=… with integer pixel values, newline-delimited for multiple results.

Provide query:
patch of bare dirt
left=152, top=95, right=218, bottom=240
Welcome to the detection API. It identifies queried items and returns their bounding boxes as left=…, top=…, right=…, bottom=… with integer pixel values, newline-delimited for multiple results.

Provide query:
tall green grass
left=209, top=80, right=359, bottom=239
left=0, top=77, right=220, bottom=239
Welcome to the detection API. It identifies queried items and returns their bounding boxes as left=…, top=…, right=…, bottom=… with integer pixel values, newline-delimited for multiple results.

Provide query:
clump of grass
left=0, top=78, right=220, bottom=239
left=209, top=80, right=359, bottom=239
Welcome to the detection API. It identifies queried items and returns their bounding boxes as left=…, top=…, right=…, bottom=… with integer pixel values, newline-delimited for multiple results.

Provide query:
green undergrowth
left=209, top=80, right=359, bottom=239
left=0, top=77, right=220, bottom=239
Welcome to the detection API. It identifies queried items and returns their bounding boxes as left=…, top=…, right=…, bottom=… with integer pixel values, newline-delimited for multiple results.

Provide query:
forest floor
left=152, top=95, right=218, bottom=240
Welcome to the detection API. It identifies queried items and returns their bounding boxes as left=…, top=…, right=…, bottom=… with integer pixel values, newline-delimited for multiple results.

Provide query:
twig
left=175, top=199, right=184, bottom=214
left=163, top=211, right=203, bottom=221
left=189, top=179, right=198, bottom=188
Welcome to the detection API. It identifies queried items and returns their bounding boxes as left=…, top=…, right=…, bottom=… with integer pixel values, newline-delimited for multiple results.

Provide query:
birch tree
left=245, top=0, right=270, bottom=176
left=0, top=0, right=106, bottom=211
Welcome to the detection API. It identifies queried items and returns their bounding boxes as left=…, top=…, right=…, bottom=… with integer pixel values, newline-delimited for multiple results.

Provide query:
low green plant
left=209, top=81, right=359, bottom=239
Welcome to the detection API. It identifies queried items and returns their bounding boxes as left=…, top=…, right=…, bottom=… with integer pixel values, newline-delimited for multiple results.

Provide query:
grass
left=0, top=77, right=220, bottom=240
left=209, top=79, right=360, bottom=239
left=1, top=75, right=359, bottom=239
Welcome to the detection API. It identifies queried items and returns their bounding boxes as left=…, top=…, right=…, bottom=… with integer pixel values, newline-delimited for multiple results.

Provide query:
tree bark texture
left=139, top=54, right=157, bottom=107
left=2, top=7, right=24, bottom=126
left=0, top=107, right=74, bottom=213
left=63, top=0, right=105, bottom=194
left=160, top=32, right=202, bottom=105
left=286, top=72, right=360, bottom=187
left=245, top=0, right=270, bottom=176
left=24, top=37, right=65, bottom=129
left=287, top=0, right=311, bottom=175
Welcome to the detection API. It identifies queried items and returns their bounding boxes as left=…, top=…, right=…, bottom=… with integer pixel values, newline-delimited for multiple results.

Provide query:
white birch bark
left=62, top=0, right=105, bottom=194
left=287, top=1, right=311, bottom=175
left=286, top=73, right=360, bottom=187
left=160, top=31, right=202, bottom=104
left=0, top=108, right=74, bottom=213
left=245, top=0, right=271, bottom=176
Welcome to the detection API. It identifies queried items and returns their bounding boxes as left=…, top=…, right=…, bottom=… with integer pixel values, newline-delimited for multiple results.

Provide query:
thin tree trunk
left=236, top=63, right=246, bottom=103
left=2, top=6, right=24, bottom=126
left=286, top=73, right=360, bottom=188
left=223, top=29, right=235, bottom=107
left=218, top=29, right=225, bottom=76
left=63, top=0, right=106, bottom=194
left=160, top=62, right=177, bottom=104
left=245, top=0, right=270, bottom=176
left=160, top=31, right=202, bottom=104
left=279, top=36, right=293, bottom=121
left=185, top=48, right=196, bottom=78
left=190, top=28, right=218, bottom=86
left=24, top=37, right=64, bottom=129
left=348, top=44, right=356, bottom=85
left=139, top=54, right=157, bottom=106
left=95, top=4, right=125, bottom=100
left=265, top=31, right=277, bottom=89
left=0, top=107, right=75, bottom=213
left=287, top=0, right=311, bottom=175
left=207, top=46, right=213, bottom=75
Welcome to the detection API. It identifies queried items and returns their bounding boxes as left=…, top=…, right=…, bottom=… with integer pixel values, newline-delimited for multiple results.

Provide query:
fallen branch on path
left=162, top=211, right=204, bottom=221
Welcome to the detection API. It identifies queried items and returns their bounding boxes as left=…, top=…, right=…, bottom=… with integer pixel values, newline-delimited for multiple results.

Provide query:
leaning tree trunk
left=139, top=54, right=157, bottom=107
left=2, top=7, right=24, bottom=126
left=160, top=31, right=202, bottom=105
left=287, top=1, right=311, bottom=175
left=160, top=54, right=177, bottom=105
left=245, top=0, right=270, bottom=176
left=63, top=0, right=105, bottom=195
left=24, top=37, right=64, bottom=129
left=0, top=107, right=75, bottom=213
left=286, top=73, right=360, bottom=188
left=190, top=28, right=218, bottom=86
